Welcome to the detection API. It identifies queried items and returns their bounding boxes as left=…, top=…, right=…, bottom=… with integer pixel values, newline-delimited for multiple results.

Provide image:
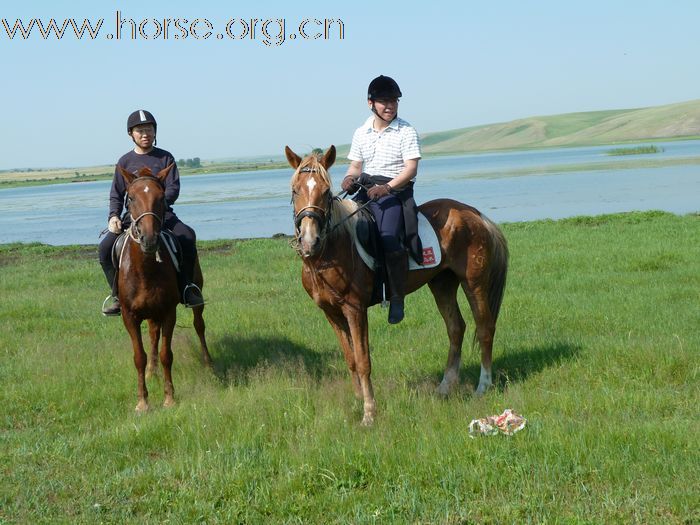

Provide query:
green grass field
left=1, top=211, right=698, bottom=523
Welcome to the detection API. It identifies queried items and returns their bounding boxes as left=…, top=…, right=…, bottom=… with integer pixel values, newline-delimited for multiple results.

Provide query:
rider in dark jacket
left=98, top=109, right=204, bottom=316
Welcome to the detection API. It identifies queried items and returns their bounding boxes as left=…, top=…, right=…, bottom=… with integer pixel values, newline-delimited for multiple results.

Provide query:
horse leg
left=192, top=304, right=212, bottom=367
left=146, top=319, right=160, bottom=379
left=323, top=309, right=361, bottom=399
left=428, top=272, right=466, bottom=396
left=345, top=307, right=375, bottom=425
left=461, top=281, right=496, bottom=395
left=192, top=257, right=213, bottom=367
left=123, top=313, right=149, bottom=412
left=160, top=310, right=177, bottom=407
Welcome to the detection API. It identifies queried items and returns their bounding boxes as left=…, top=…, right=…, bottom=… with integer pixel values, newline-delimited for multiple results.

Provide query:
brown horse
left=117, top=165, right=212, bottom=412
left=285, top=145, right=508, bottom=425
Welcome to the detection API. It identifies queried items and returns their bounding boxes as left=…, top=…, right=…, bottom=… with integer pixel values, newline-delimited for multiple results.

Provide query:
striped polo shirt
left=347, top=116, right=421, bottom=180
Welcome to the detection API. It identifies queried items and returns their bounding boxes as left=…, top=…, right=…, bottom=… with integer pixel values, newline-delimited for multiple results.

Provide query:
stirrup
left=101, top=294, right=121, bottom=317
left=182, top=283, right=205, bottom=308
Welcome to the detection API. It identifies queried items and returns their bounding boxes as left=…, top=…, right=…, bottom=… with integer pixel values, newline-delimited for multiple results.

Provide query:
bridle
left=292, top=167, right=333, bottom=236
left=292, top=167, right=376, bottom=243
left=126, top=177, right=165, bottom=244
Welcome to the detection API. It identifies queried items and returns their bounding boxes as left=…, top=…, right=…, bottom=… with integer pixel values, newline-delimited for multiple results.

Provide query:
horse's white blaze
left=305, top=177, right=317, bottom=209
left=143, top=186, right=149, bottom=193
left=300, top=219, right=318, bottom=251
left=476, top=364, right=492, bottom=395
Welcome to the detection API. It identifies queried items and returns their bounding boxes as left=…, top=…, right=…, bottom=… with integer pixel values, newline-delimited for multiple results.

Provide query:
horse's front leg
left=345, top=306, right=375, bottom=425
left=323, top=308, right=361, bottom=399
left=160, top=309, right=177, bottom=408
left=123, top=312, right=149, bottom=412
left=146, top=319, right=160, bottom=379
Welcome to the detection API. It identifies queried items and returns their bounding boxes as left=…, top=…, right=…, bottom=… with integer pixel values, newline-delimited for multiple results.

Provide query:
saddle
left=353, top=208, right=442, bottom=272
left=111, top=229, right=183, bottom=274
left=352, top=207, right=442, bottom=306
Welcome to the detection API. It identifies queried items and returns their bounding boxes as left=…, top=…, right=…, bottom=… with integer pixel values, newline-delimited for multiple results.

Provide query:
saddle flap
left=353, top=211, right=442, bottom=272
left=111, top=231, right=129, bottom=270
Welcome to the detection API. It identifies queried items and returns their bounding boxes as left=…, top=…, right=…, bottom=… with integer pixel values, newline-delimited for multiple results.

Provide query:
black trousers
left=98, top=213, right=197, bottom=293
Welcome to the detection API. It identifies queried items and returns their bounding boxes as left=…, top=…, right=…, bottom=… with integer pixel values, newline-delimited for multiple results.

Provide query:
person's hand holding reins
left=367, top=183, right=391, bottom=200
left=108, top=216, right=122, bottom=234
left=341, top=175, right=359, bottom=193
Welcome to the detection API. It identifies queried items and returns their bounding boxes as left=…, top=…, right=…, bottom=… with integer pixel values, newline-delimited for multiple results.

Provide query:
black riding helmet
left=127, top=110, right=157, bottom=134
left=367, top=75, right=402, bottom=101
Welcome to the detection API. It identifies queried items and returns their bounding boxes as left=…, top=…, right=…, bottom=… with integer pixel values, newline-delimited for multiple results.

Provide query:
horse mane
left=292, top=154, right=362, bottom=243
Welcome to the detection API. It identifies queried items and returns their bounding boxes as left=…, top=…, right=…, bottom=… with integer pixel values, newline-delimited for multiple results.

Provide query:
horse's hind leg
left=192, top=305, right=212, bottom=367
left=192, top=258, right=212, bottom=367
left=160, top=311, right=177, bottom=407
left=461, top=281, right=496, bottom=395
left=428, top=272, right=466, bottom=396
left=146, top=319, right=160, bottom=379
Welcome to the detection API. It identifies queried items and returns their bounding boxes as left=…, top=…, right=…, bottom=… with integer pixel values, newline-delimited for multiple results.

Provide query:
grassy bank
left=1, top=211, right=698, bottom=523
left=606, top=145, right=664, bottom=156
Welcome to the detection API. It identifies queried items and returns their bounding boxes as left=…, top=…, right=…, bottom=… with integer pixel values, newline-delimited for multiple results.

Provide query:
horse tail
left=482, top=215, right=509, bottom=322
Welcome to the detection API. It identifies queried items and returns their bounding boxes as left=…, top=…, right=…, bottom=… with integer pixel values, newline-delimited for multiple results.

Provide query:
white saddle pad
left=356, top=211, right=442, bottom=271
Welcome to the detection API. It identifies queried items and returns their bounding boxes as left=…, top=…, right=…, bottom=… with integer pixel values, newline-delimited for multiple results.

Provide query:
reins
left=129, top=211, right=163, bottom=243
left=292, top=163, right=379, bottom=245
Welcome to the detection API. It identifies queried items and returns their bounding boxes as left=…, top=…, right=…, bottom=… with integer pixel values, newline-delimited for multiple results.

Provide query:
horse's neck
left=306, top=229, right=358, bottom=271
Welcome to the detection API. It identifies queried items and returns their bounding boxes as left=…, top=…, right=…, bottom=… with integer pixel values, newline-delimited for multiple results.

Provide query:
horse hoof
left=475, top=384, right=491, bottom=397
left=135, top=401, right=149, bottom=413
left=163, top=397, right=176, bottom=408
left=436, top=381, right=451, bottom=397
left=360, top=414, right=375, bottom=426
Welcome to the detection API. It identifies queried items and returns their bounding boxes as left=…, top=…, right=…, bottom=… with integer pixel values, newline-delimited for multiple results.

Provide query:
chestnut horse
left=117, top=165, right=212, bottom=412
left=285, top=146, right=508, bottom=425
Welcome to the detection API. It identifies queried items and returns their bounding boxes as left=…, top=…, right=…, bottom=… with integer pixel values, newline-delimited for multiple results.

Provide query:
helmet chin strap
left=371, top=101, right=397, bottom=124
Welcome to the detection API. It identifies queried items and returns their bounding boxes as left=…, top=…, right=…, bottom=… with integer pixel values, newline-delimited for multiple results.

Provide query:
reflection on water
left=1, top=141, right=699, bottom=245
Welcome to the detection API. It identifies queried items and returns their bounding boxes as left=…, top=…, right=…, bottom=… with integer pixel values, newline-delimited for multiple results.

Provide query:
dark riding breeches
left=98, top=214, right=197, bottom=294
left=367, top=194, right=404, bottom=254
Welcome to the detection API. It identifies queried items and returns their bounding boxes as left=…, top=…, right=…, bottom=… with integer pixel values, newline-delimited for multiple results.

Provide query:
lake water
left=1, top=141, right=698, bottom=246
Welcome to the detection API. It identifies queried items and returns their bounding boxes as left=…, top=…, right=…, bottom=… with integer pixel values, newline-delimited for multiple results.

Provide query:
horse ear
left=285, top=146, right=302, bottom=169
left=157, top=163, right=174, bottom=184
left=119, top=165, right=135, bottom=185
left=321, top=145, right=336, bottom=170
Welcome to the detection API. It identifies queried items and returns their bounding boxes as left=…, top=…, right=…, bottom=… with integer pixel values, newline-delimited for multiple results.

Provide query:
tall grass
left=1, top=211, right=698, bottom=523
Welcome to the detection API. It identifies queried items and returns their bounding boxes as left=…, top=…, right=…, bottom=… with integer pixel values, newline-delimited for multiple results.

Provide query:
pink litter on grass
left=468, top=409, right=527, bottom=437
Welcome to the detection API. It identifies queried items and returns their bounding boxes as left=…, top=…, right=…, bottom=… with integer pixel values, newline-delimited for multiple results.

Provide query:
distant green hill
left=336, top=99, right=700, bottom=157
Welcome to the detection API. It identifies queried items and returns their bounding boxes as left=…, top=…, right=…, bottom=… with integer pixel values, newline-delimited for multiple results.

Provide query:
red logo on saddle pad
left=422, top=247, right=436, bottom=265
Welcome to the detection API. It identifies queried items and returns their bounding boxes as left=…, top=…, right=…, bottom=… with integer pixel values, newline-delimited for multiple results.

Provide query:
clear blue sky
left=1, top=0, right=699, bottom=169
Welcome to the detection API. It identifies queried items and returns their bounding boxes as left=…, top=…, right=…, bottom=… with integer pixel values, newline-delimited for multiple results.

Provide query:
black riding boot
left=178, top=257, right=204, bottom=308
left=100, top=262, right=120, bottom=316
left=385, top=250, right=408, bottom=324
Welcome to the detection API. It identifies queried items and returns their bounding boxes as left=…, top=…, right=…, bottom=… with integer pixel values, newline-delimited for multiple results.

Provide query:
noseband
left=292, top=167, right=333, bottom=234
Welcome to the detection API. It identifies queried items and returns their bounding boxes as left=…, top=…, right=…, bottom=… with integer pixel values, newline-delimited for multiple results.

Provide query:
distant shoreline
left=2, top=135, right=699, bottom=190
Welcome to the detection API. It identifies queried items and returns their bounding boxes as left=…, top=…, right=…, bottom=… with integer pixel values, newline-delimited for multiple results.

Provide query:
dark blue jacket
left=109, top=148, right=180, bottom=220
